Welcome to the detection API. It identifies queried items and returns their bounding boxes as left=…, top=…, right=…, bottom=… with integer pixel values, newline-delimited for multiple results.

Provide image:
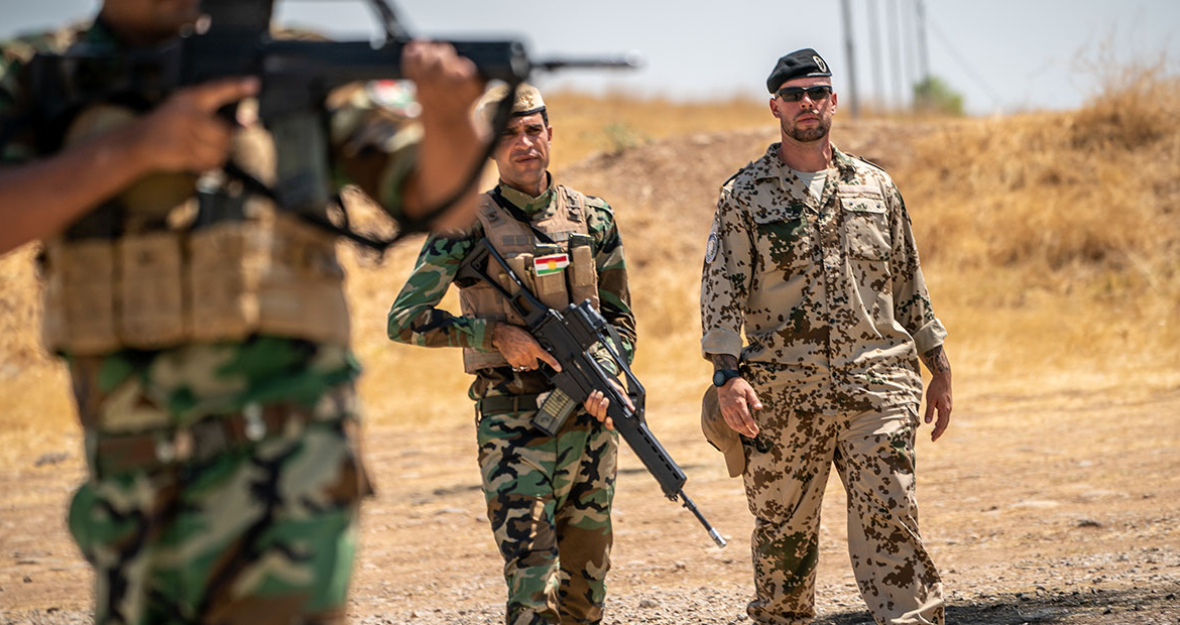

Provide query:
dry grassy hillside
left=1, top=71, right=1178, bottom=459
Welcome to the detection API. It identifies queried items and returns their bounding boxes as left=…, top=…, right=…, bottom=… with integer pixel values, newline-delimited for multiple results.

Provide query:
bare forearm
left=398, top=41, right=486, bottom=224
left=0, top=129, right=147, bottom=254
left=402, top=115, right=484, bottom=219
left=711, top=353, right=739, bottom=371
left=920, top=344, right=952, bottom=377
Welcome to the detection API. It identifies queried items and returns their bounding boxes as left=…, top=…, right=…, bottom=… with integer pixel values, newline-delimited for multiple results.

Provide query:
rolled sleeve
left=701, top=327, right=744, bottom=360
left=910, top=318, right=947, bottom=355
left=700, top=188, right=753, bottom=360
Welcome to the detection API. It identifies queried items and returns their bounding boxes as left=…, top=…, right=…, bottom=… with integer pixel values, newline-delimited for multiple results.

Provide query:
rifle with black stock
left=456, top=239, right=728, bottom=548
left=24, top=0, right=638, bottom=249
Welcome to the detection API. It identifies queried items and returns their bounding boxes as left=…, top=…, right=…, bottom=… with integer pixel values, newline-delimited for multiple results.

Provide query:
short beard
left=783, top=117, right=831, bottom=143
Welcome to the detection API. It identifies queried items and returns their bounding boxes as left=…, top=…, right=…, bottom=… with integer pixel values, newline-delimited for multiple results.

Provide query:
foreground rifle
left=24, top=0, right=636, bottom=249
left=457, top=239, right=727, bottom=548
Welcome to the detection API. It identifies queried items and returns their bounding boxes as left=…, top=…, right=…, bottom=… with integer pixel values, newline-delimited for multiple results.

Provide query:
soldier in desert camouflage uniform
left=700, top=48, right=953, bottom=625
left=0, top=0, right=487, bottom=622
left=387, top=83, right=634, bottom=625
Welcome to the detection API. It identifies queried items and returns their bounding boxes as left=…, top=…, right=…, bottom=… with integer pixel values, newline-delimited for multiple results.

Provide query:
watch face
left=713, top=370, right=725, bottom=386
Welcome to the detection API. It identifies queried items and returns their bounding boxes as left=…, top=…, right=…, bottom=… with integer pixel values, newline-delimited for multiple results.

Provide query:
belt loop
left=512, top=396, right=520, bottom=415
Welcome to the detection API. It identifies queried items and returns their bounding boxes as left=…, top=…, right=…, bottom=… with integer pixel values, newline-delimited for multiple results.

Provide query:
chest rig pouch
left=458, top=186, right=600, bottom=373
left=38, top=105, right=351, bottom=356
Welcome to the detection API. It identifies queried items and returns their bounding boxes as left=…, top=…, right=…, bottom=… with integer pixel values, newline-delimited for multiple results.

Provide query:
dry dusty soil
left=2, top=382, right=1178, bottom=624
left=2, top=123, right=1178, bottom=624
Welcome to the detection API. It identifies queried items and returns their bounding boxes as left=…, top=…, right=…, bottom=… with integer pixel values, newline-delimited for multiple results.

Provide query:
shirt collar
left=830, top=145, right=859, bottom=179
left=496, top=172, right=556, bottom=217
left=756, top=142, right=857, bottom=181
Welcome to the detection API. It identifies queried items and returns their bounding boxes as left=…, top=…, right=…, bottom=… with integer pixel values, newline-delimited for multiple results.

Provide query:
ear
left=546, top=125, right=553, bottom=142
left=769, top=98, right=781, bottom=120
left=830, top=91, right=838, bottom=115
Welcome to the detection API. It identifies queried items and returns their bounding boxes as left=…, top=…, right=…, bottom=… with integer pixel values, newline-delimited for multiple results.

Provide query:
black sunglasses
left=776, top=85, right=832, bottom=102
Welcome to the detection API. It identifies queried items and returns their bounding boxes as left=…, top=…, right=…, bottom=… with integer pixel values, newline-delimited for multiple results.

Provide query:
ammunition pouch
left=459, top=186, right=599, bottom=373
left=41, top=209, right=350, bottom=355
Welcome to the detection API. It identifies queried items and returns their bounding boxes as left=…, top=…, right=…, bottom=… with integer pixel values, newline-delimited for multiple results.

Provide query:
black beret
left=766, top=48, right=832, bottom=93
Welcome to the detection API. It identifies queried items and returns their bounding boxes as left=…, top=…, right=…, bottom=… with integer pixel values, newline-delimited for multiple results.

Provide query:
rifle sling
left=490, top=187, right=557, bottom=245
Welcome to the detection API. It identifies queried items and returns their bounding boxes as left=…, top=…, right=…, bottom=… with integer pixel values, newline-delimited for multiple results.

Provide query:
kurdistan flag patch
left=534, top=253, right=570, bottom=276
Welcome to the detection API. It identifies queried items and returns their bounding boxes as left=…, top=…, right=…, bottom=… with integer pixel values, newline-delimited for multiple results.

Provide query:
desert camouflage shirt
left=388, top=179, right=635, bottom=400
left=701, top=143, right=946, bottom=410
left=0, top=19, right=422, bottom=430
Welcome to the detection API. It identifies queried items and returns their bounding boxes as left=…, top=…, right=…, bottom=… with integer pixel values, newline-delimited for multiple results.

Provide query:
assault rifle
left=24, top=0, right=636, bottom=248
left=456, top=239, right=728, bottom=548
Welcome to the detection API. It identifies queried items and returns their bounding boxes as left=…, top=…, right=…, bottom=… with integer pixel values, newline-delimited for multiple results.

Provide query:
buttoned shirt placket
left=811, top=166, right=845, bottom=417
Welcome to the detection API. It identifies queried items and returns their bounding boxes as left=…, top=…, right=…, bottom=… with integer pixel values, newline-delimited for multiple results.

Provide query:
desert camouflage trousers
left=741, top=367, right=944, bottom=625
left=69, top=385, right=371, bottom=625
left=476, top=403, right=618, bottom=625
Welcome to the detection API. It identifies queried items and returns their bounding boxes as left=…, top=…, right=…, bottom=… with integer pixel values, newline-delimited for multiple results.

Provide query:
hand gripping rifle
left=24, top=0, right=637, bottom=249
left=456, top=239, right=727, bottom=548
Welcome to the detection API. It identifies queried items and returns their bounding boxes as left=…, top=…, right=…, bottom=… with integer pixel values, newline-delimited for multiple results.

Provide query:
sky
left=1, top=0, right=1177, bottom=116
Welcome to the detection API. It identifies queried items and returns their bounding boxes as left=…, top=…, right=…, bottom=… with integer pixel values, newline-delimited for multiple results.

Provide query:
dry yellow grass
left=898, top=63, right=1180, bottom=389
left=542, top=91, right=771, bottom=170
left=1, top=67, right=1178, bottom=462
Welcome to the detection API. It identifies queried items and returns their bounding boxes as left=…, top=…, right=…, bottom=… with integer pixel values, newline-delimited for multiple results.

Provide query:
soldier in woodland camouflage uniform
left=700, top=49, right=953, bottom=625
left=0, top=0, right=487, bottom=622
left=388, top=83, right=634, bottom=625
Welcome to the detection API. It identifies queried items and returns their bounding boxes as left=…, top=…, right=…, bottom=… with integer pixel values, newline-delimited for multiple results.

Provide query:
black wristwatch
left=712, top=368, right=742, bottom=387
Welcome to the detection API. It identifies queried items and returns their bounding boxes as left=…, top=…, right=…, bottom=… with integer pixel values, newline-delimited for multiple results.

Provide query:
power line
left=915, top=0, right=930, bottom=83
left=840, top=0, right=861, bottom=118
left=902, top=0, right=917, bottom=94
left=927, top=15, right=1004, bottom=111
left=888, top=0, right=904, bottom=108
left=866, top=0, right=886, bottom=107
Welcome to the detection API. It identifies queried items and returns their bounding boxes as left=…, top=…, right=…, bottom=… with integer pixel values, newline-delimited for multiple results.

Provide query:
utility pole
left=915, top=0, right=931, bottom=83
left=866, top=0, right=885, bottom=112
left=840, top=0, right=860, bottom=118
left=888, top=0, right=905, bottom=110
left=902, top=0, right=917, bottom=101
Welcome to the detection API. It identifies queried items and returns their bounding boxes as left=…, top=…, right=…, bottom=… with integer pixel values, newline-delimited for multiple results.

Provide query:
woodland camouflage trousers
left=476, top=405, right=618, bottom=625
left=69, top=386, right=370, bottom=625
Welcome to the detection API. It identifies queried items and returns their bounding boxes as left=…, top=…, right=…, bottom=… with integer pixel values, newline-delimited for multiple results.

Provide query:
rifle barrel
left=533, top=54, right=642, bottom=72
left=680, top=491, right=728, bottom=548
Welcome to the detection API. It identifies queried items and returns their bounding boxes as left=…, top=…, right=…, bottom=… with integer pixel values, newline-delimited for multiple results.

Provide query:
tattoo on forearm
left=921, top=345, right=951, bottom=375
left=711, top=354, right=739, bottom=371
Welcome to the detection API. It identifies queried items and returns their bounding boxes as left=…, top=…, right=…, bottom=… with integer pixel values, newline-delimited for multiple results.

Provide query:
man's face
left=769, top=76, right=838, bottom=144
left=102, top=0, right=201, bottom=44
left=491, top=112, right=552, bottom=191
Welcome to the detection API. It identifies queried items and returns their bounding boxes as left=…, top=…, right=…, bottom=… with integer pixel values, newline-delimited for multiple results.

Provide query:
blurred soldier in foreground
left=0, top=0, right=486, bottom=621
left=387, top=83, right=635, bottom=624
left=700, top=48, right=953, bottom=624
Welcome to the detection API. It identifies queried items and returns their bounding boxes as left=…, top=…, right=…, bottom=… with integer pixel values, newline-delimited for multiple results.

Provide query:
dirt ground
left=2, top=374, right=1178, bottom=624
left=2, top=109, right=1178, bottom=623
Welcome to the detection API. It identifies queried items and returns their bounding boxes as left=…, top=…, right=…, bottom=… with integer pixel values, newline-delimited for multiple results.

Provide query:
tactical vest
left=38, top=106, right=351, bottom=355
left=458, top=186, right=599, bottom=373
